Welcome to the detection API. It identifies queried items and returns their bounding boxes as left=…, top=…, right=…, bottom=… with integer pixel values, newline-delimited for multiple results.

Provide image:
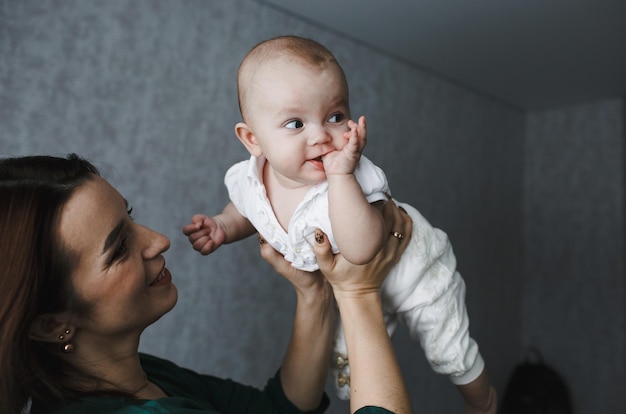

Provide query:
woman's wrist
left=332, top=285, right=382, bottom=302
left=295, top=279, right=332, bottom=305
left=293, top=283, right=334, bottom=328
left=333, top=290, right=384, bottom=321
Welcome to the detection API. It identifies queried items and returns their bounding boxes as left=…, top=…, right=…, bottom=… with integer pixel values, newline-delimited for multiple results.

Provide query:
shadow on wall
left=500, top=348, right=573, bottom=414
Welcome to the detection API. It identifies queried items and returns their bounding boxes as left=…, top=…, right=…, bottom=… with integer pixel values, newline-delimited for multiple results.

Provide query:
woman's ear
left=29, top=312, right=75, bottom=343
left=235, top=122, right=263, bottom=157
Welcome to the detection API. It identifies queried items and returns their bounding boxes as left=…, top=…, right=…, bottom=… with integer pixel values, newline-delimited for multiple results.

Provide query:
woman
left=0, top=154, right=413, bottom=414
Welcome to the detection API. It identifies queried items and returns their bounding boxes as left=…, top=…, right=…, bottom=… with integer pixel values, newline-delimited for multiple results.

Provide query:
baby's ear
left=235, top=122, right=263, bottom=157
left=29, top=312, right=75, bottom=344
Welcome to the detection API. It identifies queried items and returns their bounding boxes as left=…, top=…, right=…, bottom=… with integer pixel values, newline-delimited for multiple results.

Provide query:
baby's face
left=245, top=57, right=351, bottom=188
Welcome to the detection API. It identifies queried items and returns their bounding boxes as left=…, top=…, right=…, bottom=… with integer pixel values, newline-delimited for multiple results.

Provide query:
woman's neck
left=62, top=334, right=159, bottom=397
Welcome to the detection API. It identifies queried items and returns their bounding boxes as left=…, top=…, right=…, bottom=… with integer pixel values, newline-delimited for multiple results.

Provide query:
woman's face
left=58, top=176, right=177, bottom=342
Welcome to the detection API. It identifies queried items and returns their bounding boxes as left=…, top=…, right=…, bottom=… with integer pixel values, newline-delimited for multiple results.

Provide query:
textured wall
left=1, top=0, right=525, bottom=412
left=524, top=99, right=625, bottom=413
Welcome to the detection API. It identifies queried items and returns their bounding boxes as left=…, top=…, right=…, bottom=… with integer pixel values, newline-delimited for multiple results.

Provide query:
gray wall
left=524, top=99, right=625, bottom=413
left=6, top=0, right=622, bottom=413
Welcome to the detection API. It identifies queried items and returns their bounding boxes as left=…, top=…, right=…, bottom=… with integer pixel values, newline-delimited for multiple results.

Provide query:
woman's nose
left=141, top=225, right=171, bottom=259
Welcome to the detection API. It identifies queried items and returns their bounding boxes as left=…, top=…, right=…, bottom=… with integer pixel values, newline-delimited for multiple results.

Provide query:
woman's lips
left=149, top=267, right=171, bottom=287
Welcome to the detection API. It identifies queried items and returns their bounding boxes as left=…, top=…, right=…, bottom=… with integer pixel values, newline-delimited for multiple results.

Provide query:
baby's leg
left=331, top=314, right=351, bottom=400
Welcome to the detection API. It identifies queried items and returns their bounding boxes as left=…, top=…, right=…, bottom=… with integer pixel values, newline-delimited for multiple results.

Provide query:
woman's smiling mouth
left=149, top=266, right=171, bottom=287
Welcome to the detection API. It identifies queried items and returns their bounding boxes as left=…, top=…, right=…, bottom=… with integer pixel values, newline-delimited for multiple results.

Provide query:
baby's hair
left=237, top=35, right=348, bottom=120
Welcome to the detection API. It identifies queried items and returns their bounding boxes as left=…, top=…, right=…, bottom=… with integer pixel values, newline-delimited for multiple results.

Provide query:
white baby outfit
left=225, top=155, right=485, bottom=399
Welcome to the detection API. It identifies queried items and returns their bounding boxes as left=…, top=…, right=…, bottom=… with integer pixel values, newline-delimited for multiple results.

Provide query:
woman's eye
left=112, top=237, right=129, bottom=261
left=285, top=120, right=304, bottom=129
left=328, top=113, right=345, bottom=123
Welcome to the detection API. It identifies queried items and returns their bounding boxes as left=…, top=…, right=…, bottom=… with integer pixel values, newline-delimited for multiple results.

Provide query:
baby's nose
left=308, top=126, right=332, bottom=145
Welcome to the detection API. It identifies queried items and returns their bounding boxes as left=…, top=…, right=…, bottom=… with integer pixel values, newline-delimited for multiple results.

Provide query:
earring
left=60, top=329, right=73, bottom=353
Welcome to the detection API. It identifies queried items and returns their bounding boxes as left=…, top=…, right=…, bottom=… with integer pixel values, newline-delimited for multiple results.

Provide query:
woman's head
left=0, top=154, right=176, bottom=413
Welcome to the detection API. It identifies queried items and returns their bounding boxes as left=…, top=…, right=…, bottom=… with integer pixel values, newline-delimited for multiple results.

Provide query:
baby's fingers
left=182, top=222, right=201, bottom=236
left=354, top=116, right=367, bottom=148
left=193, top=236, right=215, bottom=255
left=183, top=214, right=209, bottom=235
left=356, top=115, right=366, bottom=130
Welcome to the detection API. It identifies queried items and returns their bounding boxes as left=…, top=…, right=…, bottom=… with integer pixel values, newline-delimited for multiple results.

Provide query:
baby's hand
left=323, top=115, right=367, bottom=176
left=182, top=214, right=226, bottom=255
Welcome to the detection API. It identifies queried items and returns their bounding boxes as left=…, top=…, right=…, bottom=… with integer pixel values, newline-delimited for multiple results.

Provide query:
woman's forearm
left=335, top=291, right=412, bottom=414
left=280, top=284, right=334, bottom=410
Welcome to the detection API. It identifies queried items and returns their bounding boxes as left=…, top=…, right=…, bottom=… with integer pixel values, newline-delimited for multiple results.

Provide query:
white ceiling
left=258, top=1, right=626, bottom=110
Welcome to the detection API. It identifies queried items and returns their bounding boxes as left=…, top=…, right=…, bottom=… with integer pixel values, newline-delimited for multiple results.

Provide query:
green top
left=32, top=353, right=395, bottom=414
left=355, top=409, right=394, bottom=414
left=35, top=353, right=330, bottom=414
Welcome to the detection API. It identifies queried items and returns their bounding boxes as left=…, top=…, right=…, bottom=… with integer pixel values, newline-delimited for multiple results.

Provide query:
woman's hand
left=257, top=234, right=331, bottom=300
left=314, top=198, right=412, bottom=297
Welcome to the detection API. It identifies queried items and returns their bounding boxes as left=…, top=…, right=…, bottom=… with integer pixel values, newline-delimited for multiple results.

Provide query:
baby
left=184, top=35, right=496, bottom=411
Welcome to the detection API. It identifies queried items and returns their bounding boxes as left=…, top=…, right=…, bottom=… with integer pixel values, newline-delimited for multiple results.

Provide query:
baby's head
left=237, top=35, right=349, bottom=123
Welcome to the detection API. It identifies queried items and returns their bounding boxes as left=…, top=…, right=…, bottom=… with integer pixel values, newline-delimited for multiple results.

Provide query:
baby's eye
left=285, top=120, right=304, bottom=129
left=328, top=113, right=345, bottom=123
left=127, top=207, right=134, bottom=220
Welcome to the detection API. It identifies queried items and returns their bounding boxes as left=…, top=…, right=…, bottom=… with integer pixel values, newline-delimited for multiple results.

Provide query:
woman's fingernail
left=315, top=230, right=324, bottom=244
left=257, top=234, right=266, bottom=245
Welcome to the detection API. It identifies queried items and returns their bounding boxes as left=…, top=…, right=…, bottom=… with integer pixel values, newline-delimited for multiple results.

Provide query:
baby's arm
left=182, top=202, right=256, bottom=255
left=457, top=370, right=497, bottom=414
left=326, top=116, right=386, bottom=265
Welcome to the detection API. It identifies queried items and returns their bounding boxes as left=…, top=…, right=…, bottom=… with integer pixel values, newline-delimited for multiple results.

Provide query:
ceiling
left=258, top=1, right=626, bottom=111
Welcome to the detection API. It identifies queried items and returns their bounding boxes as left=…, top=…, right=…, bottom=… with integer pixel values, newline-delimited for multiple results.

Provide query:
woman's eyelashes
left=107, top=208, right=134, bottom=265
left=111, top=207, right=135, bottom=261
left=111, top=237, right=129, bottom=261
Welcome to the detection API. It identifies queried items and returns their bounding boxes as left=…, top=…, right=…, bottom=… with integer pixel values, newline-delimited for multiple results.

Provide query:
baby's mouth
left=308, top=156, right=325, bottom=172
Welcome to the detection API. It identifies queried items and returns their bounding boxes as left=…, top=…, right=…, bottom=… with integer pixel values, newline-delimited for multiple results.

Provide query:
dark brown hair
left=0, top=154, right=99, bottom=414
